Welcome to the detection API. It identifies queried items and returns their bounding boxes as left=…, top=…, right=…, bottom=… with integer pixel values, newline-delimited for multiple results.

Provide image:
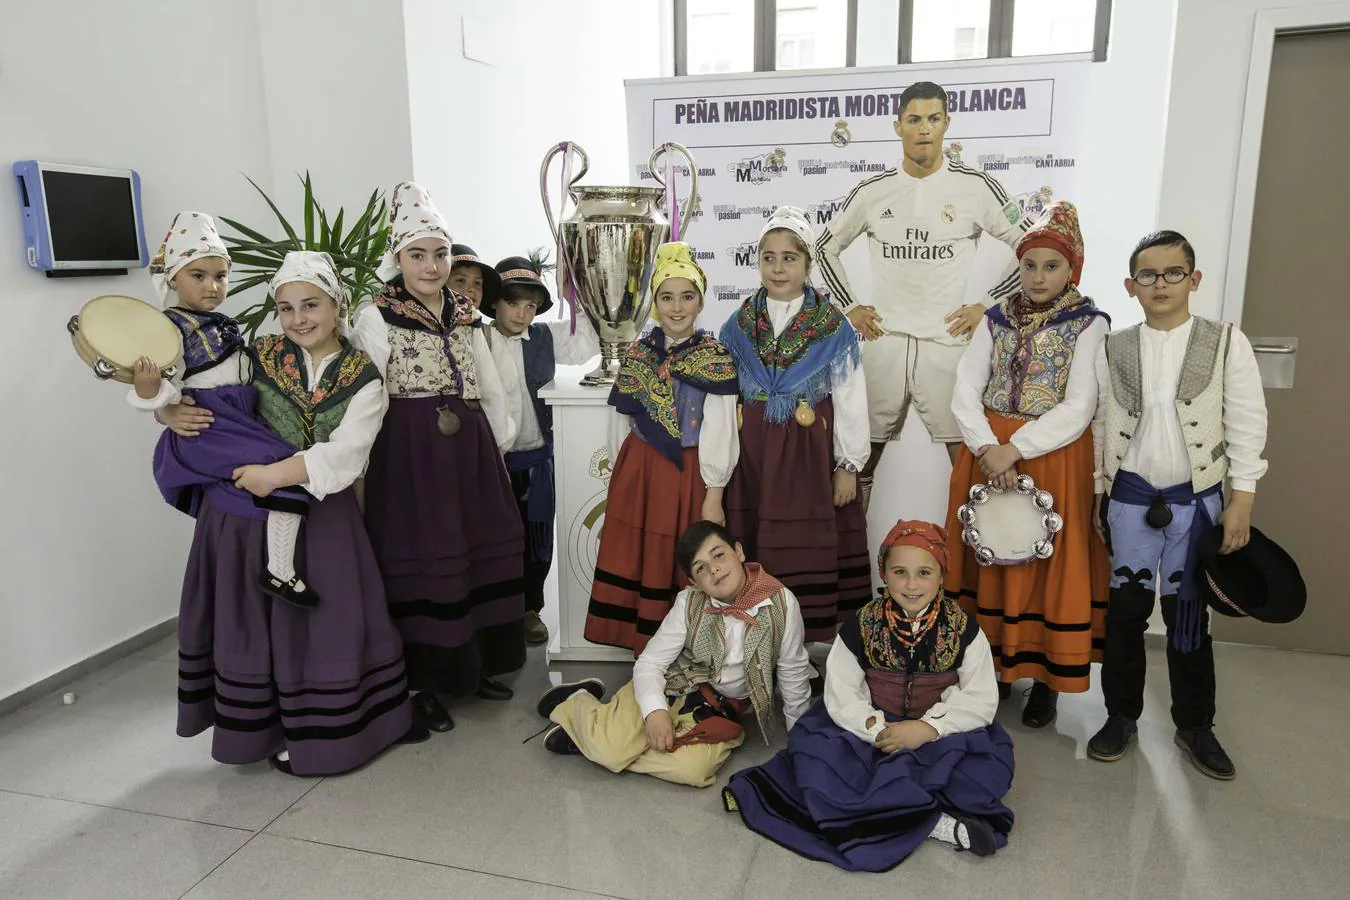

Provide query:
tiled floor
left=1, top=638, right=1348, bottom=900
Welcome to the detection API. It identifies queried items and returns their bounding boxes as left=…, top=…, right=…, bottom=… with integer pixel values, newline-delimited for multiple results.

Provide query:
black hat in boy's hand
left=451, top=244, right=502, bottom=308
left=488, top=251, right=554, bottom=318
left=1197, top=525, right=1307, bottom=623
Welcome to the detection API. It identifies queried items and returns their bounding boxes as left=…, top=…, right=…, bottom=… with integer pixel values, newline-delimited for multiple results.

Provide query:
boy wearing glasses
left=1087, top=231, right=1268, bottom=779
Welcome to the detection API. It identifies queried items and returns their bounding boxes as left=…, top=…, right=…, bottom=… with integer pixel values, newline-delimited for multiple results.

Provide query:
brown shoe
left=524, top=611, right=549, bottom=646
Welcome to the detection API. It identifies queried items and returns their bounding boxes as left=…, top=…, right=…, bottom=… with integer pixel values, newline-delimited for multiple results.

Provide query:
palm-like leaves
left=219, top=172, right=389, bottom=340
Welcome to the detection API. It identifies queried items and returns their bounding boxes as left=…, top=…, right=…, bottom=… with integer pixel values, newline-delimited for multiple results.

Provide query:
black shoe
left=542, top=724, right=581, bottom=755
left=1021, top=682, right=1058, bottom=728
left=411, top=692, right=454, bottom=732
left=259, top=572, right=319, bottom=610
left=1175, top=727, right=1236, bottom=780
left=1087, top=715, right=1138, bottom=762
left=953, top=815, right=998, bottom=858
left=535, top=678, right=605, bottom=718
left=396, top=721, right=432, bottom=745
left=268, top=753, right=298, bottom=777
left=476, top=677, right=514, bottom=702
left=997, top=681, right=1011, bottom=701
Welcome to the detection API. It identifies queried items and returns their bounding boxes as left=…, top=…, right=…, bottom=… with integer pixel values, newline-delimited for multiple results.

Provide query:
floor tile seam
left=254, top=831, right=636, bottom=900
left=0, top=786, right=257, bottom=835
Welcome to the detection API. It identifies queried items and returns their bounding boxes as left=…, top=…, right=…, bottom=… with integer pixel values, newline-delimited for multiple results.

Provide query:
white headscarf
left=269, top=250, right=348, bottom=306
left=759, top=205, right=815, bottom=258
left=148, top=211, right=230, bottom=303
left=377, top=181, right=452, bottom=282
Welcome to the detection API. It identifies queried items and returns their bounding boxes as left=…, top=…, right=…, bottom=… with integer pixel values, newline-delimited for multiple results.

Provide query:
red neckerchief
left=704, top=562, right=782, bottom=627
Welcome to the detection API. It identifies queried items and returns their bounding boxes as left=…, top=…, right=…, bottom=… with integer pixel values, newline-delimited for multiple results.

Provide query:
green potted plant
left=220, top=172, right=389, bottom=340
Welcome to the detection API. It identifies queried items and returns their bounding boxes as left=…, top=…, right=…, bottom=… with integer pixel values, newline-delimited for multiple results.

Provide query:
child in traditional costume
left=583, top=243, right=740, bottom=654
left=352, top=182, right=524, bottom=734
left=1087, top=230, right=1267, bottom=780
left=944, top=200, right=1110, bottom=728
left=132, top=212, right=315, bottom=608
left=446, top=244, right=501, bottom=323
left=540, top=521, right=812, bottom=788
left=172, top=250, right=419, bottom=776
left=719, top=206, right=871, bottom=643
left=482, top=254, right=598, bottom=646
left=724, top=520, right=1014, bottom=870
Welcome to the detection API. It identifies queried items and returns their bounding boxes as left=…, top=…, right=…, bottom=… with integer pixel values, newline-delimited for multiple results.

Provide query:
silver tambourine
left=957, top=474, right=1064, bottom=566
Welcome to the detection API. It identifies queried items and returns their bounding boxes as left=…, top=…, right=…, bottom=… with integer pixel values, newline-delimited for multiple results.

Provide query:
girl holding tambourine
left=945, top=200, right=1111, bottom=728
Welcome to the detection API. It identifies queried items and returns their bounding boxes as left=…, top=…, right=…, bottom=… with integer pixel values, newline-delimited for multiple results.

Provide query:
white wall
left=1158, top=0, right=1349, bottom=320
left=402, top=0, right=664, bottom=271
left=0, top=0, right=275, bottom=701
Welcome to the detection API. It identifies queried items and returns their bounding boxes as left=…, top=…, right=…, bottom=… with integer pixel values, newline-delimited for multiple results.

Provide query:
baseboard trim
left=0, top=618, right=177, bottom=718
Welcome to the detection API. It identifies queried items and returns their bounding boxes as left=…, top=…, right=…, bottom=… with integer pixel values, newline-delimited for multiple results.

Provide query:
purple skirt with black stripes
left=176, top=489, right=412, bottom=775
left=724, top=702, right=1015, bottom=872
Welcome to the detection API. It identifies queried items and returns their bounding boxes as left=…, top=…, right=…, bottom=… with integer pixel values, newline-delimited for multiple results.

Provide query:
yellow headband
left=650, top=241, right=707, bottom=299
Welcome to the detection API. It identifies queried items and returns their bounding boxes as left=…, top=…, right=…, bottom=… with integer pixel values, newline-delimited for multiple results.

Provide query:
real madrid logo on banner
left=944, top=142, right=963, bottom=163
left=942, top=204, right=956, bottom=223
left=830, top=119, right=851, bottom=147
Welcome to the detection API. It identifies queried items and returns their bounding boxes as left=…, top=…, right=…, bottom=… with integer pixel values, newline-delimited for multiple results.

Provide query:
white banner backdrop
left=622, top=60, right=1092, bottom=549
left=624, top=60, right=1090, bottom=334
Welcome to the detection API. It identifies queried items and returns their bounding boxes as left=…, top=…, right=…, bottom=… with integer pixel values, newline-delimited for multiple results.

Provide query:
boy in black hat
left=448, top=244, right=501, bottom=323
left=1088, top=230, right=1269, bottom=779
left=484, top=253, right=598, bottom=645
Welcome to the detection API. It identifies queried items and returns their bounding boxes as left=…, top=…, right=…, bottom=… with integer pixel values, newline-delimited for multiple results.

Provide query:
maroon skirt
left=364, top=395, right=526, bottom=695
left=726, top=397, right=871, bottom=641
left=176, top=490, right=412, bottom=776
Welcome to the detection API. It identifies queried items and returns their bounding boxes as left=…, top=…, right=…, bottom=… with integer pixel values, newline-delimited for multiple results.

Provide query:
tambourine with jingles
left=957, top=474, right=1064, bottom=566
left=67, top=295, right=183, bottom=384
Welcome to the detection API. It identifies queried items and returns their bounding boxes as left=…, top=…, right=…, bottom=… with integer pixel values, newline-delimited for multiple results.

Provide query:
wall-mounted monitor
left=13, top=160, right=149, bottom=276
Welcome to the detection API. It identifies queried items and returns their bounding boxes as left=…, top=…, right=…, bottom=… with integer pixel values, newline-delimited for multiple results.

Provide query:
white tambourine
left=957, top=474, right=1064, bottom=566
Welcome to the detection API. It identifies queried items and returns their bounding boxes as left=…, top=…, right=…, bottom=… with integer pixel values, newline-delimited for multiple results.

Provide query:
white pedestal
left=539, top=373, right=634, bottom=663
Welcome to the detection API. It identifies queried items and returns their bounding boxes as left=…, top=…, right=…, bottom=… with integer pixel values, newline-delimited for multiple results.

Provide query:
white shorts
left=862, top=333, right=964, bottom=443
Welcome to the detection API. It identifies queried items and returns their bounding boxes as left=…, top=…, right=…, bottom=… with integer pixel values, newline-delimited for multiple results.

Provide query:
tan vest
left=1101, top=317, right=1231, bottom=494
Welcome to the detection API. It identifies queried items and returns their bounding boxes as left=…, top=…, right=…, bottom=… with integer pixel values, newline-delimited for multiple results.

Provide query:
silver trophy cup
left=541, top=141, right=699, bottom=386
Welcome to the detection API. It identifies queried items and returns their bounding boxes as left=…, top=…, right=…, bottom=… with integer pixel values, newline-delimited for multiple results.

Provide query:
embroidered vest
left=383, top=323, right=481, bottom=400
left=1101, top=317, right=1230, bottom=493
left=522, top=324, right=556, bottom=440
left=662, top=590, right=787, bottom=743
left=163, top=308, right=244, bottom=379
left=250, top=336, right=381, bottom=451
left=842, top=598, right=979, bottom=721
left=982, top=306, right=1099, bottom=418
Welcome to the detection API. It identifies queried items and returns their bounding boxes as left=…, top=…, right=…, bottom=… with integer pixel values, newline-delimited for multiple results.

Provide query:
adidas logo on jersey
left=880, top=208, right=894, bottom=219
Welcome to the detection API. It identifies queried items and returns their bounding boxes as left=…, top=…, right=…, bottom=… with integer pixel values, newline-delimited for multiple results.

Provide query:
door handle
left=1252, top=344, right=1296, bottom=354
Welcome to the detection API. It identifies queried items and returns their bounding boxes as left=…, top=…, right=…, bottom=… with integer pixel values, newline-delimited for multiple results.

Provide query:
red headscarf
left=1016, top=200, right=1085, bottom=285
left=877, top=520, right=949, bottom=578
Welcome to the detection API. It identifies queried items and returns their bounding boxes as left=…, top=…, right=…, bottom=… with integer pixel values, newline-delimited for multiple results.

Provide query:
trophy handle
left=647, top=142, right=700, bottom=239
left=539, top=141, right=589, bottom=248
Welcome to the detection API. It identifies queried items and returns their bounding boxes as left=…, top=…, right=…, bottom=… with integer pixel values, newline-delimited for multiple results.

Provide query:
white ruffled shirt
left=125, top=350, right=252, bottom=411
left=952, top=315, right=1109, bottom=459
left=763, top=295, right=870, bottom=471
left=632, top=585, right=814, bottom=731
left=824, top=603, right=999, bottom=743
left=488, top=315, right=599, bottom=453
left=606, top=331, right=740, bottom=488
left=351, top=304, right=516, bottom=452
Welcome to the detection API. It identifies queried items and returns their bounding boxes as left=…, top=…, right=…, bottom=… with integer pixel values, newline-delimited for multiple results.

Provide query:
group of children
left=129, top=174, right=1266, bottom=870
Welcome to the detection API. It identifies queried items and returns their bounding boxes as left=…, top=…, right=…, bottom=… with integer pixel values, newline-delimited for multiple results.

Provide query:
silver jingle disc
left=969, top=483, right=991, bottom=504
left=1034, top=490, right=1055, bottom=510
left=436, top=406, right=462, bottom=436
left=1043, top=512, right=1064, bottom=533
left=1033, top=539, right=1054, bottom=559
left=962, top=527, right=982, bottom=548
left=1016, top=473, right=1036, bottom=493
left=976, top=546, right=996, bottom=566
left=957, top=504, right=976, bottom=526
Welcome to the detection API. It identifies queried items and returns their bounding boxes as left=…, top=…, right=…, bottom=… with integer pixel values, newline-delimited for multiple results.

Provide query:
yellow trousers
left=549, top=681, right=745, bottom=788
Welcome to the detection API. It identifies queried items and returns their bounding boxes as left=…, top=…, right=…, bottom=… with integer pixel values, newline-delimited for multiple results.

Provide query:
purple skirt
left=176, top=490, right=412, bottom=776
left=365, top=395, right=526, bottom=695
left=724, top=702, right=1015, bottom=872
left=153, top=384, right=310, bottom=521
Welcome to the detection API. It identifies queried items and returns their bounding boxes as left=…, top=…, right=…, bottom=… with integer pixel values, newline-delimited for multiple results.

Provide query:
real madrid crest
left=942, top=204, right=956, bottom=223
left=831, top=119, right=851, bottom=148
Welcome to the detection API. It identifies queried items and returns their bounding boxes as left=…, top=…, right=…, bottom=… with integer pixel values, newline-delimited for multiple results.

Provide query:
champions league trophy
left=541, top=140, right=699, bottom=386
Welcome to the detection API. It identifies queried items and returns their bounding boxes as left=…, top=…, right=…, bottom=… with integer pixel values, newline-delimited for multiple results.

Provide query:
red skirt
left=585, top=437, right=705, bottom=655
left=727, top=397, right=871, bottom=642
left=944, top=411, right=1109, bottom=693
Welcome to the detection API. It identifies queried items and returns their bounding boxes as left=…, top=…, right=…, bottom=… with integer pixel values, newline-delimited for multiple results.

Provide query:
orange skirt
left=584, top=437, right=705, bottom=655
left=943, top=411, right=1109, bottom=693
